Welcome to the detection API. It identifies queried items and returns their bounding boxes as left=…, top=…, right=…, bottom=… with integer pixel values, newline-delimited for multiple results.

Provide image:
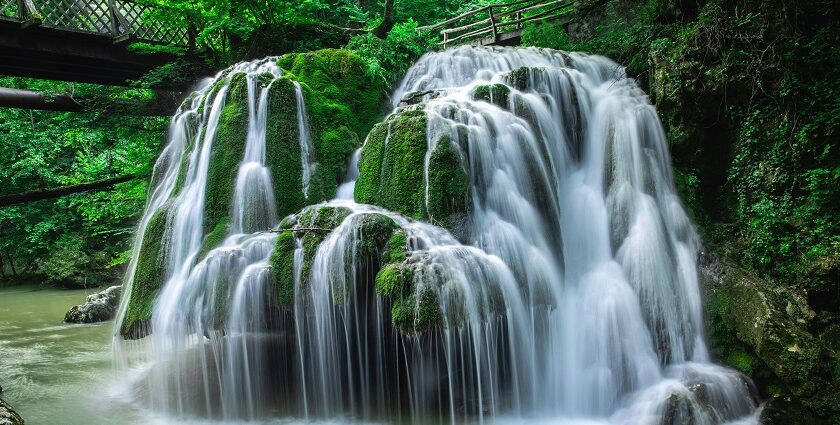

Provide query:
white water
left=293, top=82, right=315, bottom=198
left=115, top=47, right=760, bottom=424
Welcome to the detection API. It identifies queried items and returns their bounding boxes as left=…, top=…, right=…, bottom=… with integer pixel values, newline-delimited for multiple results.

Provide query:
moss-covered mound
left=269, top=205, right=352, bottom=307
left=277, top=49, right=385, bottom=138
left=267, top=205, right=444, bottom=335
left=276, top=49, right=388, bottom=203
left=120, top=49, right=387, bottom=337
left=472, top=83, right=511, bottom=108
left=354, top=108, right=472, bottom=234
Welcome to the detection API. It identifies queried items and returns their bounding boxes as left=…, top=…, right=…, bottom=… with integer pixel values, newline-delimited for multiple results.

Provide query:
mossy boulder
left=275, top=49, right=388, bottom=204
left=355, top=109, right=428, bottom=219
left=203, top=72, right=250, bottom=235
left=427, top=136, right=471, bottom=232
left=355, top=109, right=472, bottom=236
left=269, top=205, right=352, bottom=308
left=472, top=83, right=511, bottom=108
left=700, top=250, right=840, bottom=422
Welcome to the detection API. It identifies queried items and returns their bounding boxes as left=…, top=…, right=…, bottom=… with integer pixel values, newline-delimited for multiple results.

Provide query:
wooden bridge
left=0, top=0, right=188, bottom=85
left=418, top=0, right=575, bottom=48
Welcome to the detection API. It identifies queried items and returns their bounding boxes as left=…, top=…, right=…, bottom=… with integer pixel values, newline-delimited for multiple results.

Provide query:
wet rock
left=64, top=285, right=121, bottom=324
left=700, top=249, right=840, bottom=422
left=662, top=392, right=694, bottom=425
left=0, top=398, right=23, bottom=425
left=399, top=90, right=439, bottom=106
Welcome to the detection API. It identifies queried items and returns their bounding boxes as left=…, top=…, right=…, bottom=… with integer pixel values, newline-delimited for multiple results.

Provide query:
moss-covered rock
left=427, top=136, right=471, bottom=232
left=355, top=109, right=428, bottom=219
left=265, top=77, right=308, bottom=217
left=472, top=83, right=511, bottom=108
left=203, top=72, right=250, bottom=235
left=700, top=250, right=840, bottom=422
left=268, top=205, right=352, bottom=308
left=121, top=205, right=170, bottom=337
left=389, top=283, right=442, bottom=335
left=277, top=49, right=385, bottom=138
left=355, top=109, right=473, bottom=238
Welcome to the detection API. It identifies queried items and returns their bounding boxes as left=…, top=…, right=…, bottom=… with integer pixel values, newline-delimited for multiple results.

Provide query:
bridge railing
left=0, top=0, right=188, bottom=46
left=417, top=0, right=574, bottom=48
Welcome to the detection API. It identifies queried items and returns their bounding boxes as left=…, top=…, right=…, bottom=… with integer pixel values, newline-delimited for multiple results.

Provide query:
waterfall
left=115, top=47, right=760, bottom=424
left=294, top=82, right=315, bottom=198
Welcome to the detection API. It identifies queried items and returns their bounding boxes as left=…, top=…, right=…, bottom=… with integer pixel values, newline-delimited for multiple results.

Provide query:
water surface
left=0, top=284, right=144, bottom=424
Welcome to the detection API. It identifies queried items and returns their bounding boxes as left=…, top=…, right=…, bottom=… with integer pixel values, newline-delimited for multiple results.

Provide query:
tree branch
left=0, top=175, right=142, bottom=207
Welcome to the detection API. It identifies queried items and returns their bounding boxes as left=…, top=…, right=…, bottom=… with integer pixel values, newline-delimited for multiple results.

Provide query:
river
left=0, top=284, right=145, bottom=425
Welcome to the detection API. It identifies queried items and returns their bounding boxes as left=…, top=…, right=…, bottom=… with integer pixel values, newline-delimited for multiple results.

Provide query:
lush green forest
left=0, top=0, right=837, bottom=423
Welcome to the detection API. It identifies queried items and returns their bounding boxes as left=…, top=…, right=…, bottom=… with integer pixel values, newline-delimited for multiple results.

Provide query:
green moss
left=390, top=284, right=442, bottom=334
left=269, top=206, right=352, bottom=307
left=506, top=67, right=530, bottom=90
left=121, top=205, right=170, bottom=337
left=277, top=49, right=385, bottom=138
left=472, top=83, right=511, bottom=108
left=196, top=217, right=230, bottom=262
left=384, top=229, right=408, bottom=263
left=427, top=136, right=471, bottom=230
left=264, top=77, right=307, bottom=216
left=203, top=73, right=249, bottom=235
left=375, top=263, right=410, bottom=297
left=354, top=110, right=428, bottom=219
left=269, top=230, right=297, bottom=307
left=356, top=213, right=399, bottom=259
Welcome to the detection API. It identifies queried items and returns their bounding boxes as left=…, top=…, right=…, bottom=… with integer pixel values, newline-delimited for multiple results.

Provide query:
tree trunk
left=0, top=175, right=140, bottom=207
left=372, top=0, right=395, bottom=38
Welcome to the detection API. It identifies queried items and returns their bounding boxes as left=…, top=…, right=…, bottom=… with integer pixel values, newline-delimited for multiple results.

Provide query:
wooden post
left=18, top=0, right=42, bottom=28
left=108, top=0, right=119, bottom=35
left=442, top=31, right=448, bottom=49
left=489, top=6, right=498, bottom=43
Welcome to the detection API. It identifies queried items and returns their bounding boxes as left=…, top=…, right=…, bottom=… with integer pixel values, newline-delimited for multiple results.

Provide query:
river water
left=0, top=284, right=143, bottom=424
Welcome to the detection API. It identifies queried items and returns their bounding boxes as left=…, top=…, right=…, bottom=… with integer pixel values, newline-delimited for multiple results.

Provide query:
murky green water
left=0, top=284, right=145, bottom=425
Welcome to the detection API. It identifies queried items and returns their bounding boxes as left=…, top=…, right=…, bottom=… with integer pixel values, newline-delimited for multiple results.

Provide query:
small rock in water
left=64, top=285, right=122, bottom=324
left=0, top=397, right=24, bottom=425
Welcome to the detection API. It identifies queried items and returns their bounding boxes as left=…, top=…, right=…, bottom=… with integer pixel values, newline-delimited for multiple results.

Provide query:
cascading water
left=115, top=46, right=761, bottom=424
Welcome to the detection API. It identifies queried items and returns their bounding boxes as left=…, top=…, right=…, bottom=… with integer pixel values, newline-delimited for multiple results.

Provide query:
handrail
left=420, top=0, right=574, bottom=48
left=417, top=0, right=535, bottom=32
left=3, top=0, right=187, bottom=46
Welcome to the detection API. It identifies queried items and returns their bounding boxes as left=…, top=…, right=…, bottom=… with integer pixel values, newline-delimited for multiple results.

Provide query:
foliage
left=520, top=20, right=570, bottom=50
left=345, top=20, right=435, bottom=89
left=0, top=77, right=166, bottom=286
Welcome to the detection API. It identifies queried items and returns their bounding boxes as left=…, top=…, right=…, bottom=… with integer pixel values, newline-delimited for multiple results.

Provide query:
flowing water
left=110, top=46, right=762, bottom=424
left=0, top=284, right=144, bottom=425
